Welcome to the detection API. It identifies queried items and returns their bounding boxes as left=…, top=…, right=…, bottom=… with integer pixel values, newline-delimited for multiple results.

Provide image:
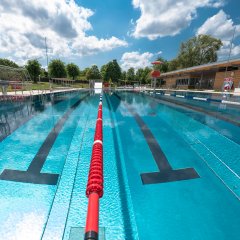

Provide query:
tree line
left=0, top=34, right=222, bottom=84
left=154, top=34, right=222, bottom=73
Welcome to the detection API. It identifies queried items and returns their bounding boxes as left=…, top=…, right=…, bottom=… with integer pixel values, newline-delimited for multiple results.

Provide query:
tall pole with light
left=45, top=37, right=51, bottom=91
left=223, top=25, right=237, bottom=91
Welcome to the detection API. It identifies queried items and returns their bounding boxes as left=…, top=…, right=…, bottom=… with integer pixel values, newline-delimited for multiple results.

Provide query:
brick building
left=159, top=58, right=240, bottom=90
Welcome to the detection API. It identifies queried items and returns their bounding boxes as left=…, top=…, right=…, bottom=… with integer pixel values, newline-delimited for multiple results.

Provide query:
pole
left=154, top=77, right=156, bottom=93
left=45, top=37, right=51, bottom=91
left=200, top=72, right=203, bottom=89
left=45, top=37, right=49, bottom=70
left=224, top=25, right=236, bottom=78
left=222, top=25, right=236, bottom=92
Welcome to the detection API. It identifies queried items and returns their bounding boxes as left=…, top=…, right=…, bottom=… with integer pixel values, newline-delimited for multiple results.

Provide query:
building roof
left=161, top=58, right=240, bottom=77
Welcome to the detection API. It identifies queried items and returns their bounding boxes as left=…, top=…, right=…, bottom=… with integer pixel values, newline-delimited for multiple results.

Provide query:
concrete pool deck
left=1, top=87, right=240, bottom=98
left=0, top=88, right=84, bottom=96
left=145, top=88, right=240, bottom=96
left=117, top=86, right=240, bottom=96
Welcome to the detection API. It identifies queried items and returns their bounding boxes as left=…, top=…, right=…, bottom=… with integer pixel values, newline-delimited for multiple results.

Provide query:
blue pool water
left=0, top=90, right=239, bottom=239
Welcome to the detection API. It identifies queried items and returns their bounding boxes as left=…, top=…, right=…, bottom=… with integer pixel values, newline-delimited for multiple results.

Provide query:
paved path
left=0, top=88, right=84, bottom=96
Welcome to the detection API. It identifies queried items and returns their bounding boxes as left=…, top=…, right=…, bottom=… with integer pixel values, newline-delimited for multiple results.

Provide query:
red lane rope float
left=84, top=95, right=103, bottom=240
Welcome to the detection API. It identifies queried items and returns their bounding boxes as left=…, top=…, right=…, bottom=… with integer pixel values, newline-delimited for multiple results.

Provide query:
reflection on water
left=117, top=90, right=240, bottom=146
left=115, top=91, right=157, bottom=117
left=0, top=92, right=77, bottom=141
left=1, top=102, right=28, bottom=141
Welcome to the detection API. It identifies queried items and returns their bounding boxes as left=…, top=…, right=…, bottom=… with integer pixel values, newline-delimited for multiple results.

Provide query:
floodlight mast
left=224, top=25, right=236, bottom=78
left=45, top=37, right=49, bottom=70
left=222, top=25, right=237, bottom=91
left=45, top=37, right=51, bottom=91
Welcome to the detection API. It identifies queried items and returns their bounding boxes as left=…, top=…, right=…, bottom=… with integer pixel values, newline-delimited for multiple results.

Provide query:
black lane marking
left=148, top=93, right=240, bottom=143
left=114, top=93, right=199, bottom=185
left=139, top=92, right=240, bottom=146
left=0, top=94, right=89, bottom=185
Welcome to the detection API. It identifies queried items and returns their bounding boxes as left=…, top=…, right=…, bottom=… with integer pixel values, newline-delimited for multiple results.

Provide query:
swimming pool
left=0, top=90, right=239, bottom=239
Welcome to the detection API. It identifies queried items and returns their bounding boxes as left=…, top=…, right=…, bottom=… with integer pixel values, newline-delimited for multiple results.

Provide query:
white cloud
left=72, top=36, right=128, bottom=56
left=156, top=51, right=163, bottom=55
left=131, top=0, right=225, bottom=40
left=210, top=0, right=226, bottom=8
left=120, top=51, right=154, bottom=70
left=0, top=0, right=127, bottom=64
left=197, top=10, right=240, bottom=59
left=197, top=10, right=240, bottom=40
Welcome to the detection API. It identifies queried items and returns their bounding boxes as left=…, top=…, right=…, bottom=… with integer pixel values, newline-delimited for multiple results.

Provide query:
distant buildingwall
left=160, top=59, right=240, bottom=90
left=214, top=70, right=240, bottom=90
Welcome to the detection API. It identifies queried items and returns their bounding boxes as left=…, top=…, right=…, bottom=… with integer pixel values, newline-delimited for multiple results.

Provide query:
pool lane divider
left=151, top=93, right=240, bottom=127
left=114, top=93, right=200, bottom=185
left=221, top=100, right=240, bottom=105
left=84, top=95, right=103, bottom=240
left=0, top=93, right=89, bottom=185
left=152, top=90, right=240, bottom=106
left=176, top=94, right=185, bottom=98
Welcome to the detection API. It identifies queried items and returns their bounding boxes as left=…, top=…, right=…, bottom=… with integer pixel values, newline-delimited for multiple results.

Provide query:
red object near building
left=151, top=70, right=161, bottom=78
left=151, top=61, right=162, bottom=65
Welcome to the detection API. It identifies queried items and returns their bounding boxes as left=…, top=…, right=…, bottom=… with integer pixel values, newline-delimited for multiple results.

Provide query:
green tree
left=121, top=71, right=126, bottom=80
left=100, top=64, right=108, bottom=81
left=153, top=57, right=169, bottom=73
left=135, top=68, right=144, bottom=83
left=25, top=59, right=41, bottom=83
left=111, top=59, right=121, bottom=82
left=168, top=58, right=179, bottom=71
left=40, top=68, right=48, bottom=77
left=127, top=68, right=135, bottom=82
left=176, top=34, right=222, bottom=68
left=0, top=58, right=19, bottom=68
left=80, top=67, right=90, bottom=78
left=105, top=61, right=114, bottom=82
left=48, top=59, right=67, bottom=78
left=142, top=67, right=151, bottom=84
left=121, top=71, right=127, bottom=86
left=86, top=65, right=101, bottom=80
left=105, top=59, right=122, bottom=83
left=66, top=63, right=80, bottom=80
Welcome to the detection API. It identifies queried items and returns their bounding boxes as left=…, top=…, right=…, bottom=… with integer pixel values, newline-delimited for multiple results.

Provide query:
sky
left=0, top=0, right=240, bottom=71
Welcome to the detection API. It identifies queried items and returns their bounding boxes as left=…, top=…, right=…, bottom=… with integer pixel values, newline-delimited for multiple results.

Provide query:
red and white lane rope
left=84, top=94, right=103, bottom=240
